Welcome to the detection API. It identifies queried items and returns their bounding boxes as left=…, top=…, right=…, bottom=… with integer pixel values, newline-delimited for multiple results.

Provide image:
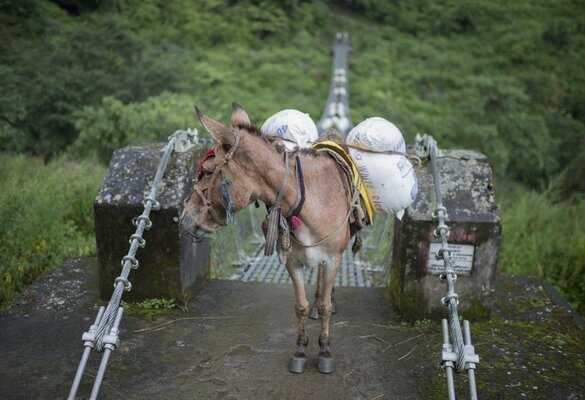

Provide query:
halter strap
left=265, top=151, right=290, bottom=256
left=184, top=130, right=241, bottom=237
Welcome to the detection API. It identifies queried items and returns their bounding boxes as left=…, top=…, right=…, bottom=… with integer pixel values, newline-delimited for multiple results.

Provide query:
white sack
left=260, top=109, right=318, bottom=150
left=349, top=147, right=418, bottom=216
left=346, top=117, right=406, bottom=153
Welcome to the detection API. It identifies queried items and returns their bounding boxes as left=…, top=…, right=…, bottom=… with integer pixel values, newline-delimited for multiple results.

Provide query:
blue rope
left=221, top=178, right=235, bottom=225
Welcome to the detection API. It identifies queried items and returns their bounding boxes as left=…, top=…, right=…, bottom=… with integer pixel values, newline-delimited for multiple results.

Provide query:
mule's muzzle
left=179, top=208, right=208, bottom=243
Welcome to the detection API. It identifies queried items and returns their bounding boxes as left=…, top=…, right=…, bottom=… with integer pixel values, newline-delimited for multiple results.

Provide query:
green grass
left=0, top=154, right=104, bottom=305
left=499, top=182, right=585, bottom=314
left=120, top=298, right=180, bottom=320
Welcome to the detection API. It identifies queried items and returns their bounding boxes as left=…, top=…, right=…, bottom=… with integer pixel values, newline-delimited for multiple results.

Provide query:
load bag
left=346, top=117, right=406, bottom=153
left=348, top=147, right=418, bottom=217
left=260, top=109, right=318, bottom=150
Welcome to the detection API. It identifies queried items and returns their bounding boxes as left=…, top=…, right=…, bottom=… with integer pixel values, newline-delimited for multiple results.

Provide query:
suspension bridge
left=0, top=34, right=584, bottom=400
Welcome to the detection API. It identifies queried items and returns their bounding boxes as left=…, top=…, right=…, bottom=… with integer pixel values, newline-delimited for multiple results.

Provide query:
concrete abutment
left=94, top=143, right=211, bottom=302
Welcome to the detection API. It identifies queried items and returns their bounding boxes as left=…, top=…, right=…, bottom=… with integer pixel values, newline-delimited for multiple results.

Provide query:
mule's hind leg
left=309, top=268, right=337, bottom=320
left=286, top=259, right=310, bottom=374
left=316, top=256, right=341, bottom=374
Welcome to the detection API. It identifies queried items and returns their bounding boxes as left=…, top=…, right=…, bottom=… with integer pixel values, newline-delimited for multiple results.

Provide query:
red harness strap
left=196, top=148, right=216, bottom=180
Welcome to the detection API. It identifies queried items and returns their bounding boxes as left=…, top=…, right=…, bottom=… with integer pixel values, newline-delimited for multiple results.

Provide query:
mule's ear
left=231, top=103, right=251, bottom=129
left=195, top=106, right=234, bottom=145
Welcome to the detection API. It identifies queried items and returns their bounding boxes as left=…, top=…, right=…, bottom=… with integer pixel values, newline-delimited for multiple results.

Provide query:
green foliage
left=122, top=298, right=176, bottom=310
left=0, top=154, right=104, bottom=304
left=120, top=298, right=178, bottom=320
left=414, top=318, right=433, bottom=328
left=3, top=0, right=580, bottom=188
left=333, top=0, right=585, bottom=190
left=71, top=92, right=202, bottom=163
left=499, top=183, right=585, bottom=314
left=0, top=1, right=193, bottom=159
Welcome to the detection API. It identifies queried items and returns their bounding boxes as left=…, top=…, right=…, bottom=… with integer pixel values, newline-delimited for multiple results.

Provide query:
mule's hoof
left=318, top=354, right=335, bottom=374
left=309, top=305, right=319, bottom=320
left=289, top=355, right=307, bottom=374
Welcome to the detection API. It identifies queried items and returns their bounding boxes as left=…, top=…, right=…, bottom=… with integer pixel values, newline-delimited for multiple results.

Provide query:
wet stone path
left=1, top=258, right=585, bottom=399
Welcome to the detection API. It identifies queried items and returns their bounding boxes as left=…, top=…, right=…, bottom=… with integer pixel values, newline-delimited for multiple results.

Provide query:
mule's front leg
left=286, top=260, right=309, bottom=374
left=316, top=258, right=341, bottom=374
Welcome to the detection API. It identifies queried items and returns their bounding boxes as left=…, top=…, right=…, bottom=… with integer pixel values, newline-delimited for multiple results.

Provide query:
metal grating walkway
left=232, top=246, right=372, bottom=287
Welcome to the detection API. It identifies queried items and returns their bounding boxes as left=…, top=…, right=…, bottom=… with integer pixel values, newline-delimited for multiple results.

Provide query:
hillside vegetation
left=1, top=0, right=584, bottom=311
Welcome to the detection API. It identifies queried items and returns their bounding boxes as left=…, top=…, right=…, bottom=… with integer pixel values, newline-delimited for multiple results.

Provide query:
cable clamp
left=114, top=277, right=132, bottom=292
left=441, top=349, right=457, bottom=366
left=436, top=248, right=451, bottom=260
left=102, top=328, right=121, bottom=351
left=439, top=270, right=457, bottom=281
left=121, top=255, right=139, bottom=270
left=144, top=197, right=160, bottom=210
left=432, top=206, right=448, bottom=219
left=415, top=134, right=431, bottom=158
left=129, top=234, right=146, bottom=248
left=133, top=215, right=152, bottom=230
left=463, top=345, right=479, bottom=369
left=170, top=129, right=199, bottom=153
left=434, top=224, right=450, bottom=238
left=441, top=293, right=459, bottom=306
left=81, top=326, right=98, bottom=348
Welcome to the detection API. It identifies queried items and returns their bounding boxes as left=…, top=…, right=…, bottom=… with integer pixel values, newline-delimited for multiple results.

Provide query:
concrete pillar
left=94, top=144, right=210, bottom=302
left=389, top=149, right=501, bottom=321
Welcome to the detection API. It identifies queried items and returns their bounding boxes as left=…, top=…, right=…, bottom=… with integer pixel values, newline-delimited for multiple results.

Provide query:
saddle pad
left=312, top=141, right=374, bottom=225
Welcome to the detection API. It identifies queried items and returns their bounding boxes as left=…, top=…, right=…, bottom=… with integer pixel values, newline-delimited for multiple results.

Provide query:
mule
left=180, top=104, right=366, bottom=374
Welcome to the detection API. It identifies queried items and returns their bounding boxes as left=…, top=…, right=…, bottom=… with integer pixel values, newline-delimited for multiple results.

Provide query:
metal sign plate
left=428, top=243, right=475, bottom=275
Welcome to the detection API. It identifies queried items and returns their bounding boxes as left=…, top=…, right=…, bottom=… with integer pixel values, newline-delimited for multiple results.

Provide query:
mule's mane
left=237, top=124, right=261, bottom=136
left=298, top=147, right=321, bottom=157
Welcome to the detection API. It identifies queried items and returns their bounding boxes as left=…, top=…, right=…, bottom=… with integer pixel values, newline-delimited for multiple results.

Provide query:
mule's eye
left=201, top=168, right=213, bottom=178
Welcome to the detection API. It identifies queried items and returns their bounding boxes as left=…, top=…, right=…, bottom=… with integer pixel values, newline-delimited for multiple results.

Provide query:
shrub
left=70, top=92, right=203, bottom=164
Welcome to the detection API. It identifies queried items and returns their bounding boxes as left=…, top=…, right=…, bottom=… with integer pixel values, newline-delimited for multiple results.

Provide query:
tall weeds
left=0, top=154, right=104, bottom=304
left=500, top=185, right=585, bottom=314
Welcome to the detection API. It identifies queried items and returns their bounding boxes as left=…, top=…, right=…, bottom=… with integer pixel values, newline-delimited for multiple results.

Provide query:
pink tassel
left=290, top=216, right=302, bottom=230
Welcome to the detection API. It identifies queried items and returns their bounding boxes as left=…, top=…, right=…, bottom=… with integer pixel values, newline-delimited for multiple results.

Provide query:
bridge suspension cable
left=416, top=134, right=480, bottom=400
left=67, top=129, right=199, bottom=400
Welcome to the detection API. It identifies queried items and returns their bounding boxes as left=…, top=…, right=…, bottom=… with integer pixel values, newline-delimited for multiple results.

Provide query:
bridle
left=181, top=130, right=241, bottom=242
left=181, top=131, right=308, bottom=252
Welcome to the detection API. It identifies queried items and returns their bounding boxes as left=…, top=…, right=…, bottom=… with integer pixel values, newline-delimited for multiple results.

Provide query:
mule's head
left=180, top=103, right=260, bottom=241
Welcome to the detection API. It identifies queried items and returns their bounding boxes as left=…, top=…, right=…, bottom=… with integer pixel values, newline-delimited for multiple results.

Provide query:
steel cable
left=93, top=138, right=174, bottom=351
left=69, top=129, right=198, bottom=400
left=416, top=134, right=479, bottom=399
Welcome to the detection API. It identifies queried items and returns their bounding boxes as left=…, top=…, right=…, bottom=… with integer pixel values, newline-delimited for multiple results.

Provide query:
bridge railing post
left=94, top=143, right=211, bottom=302
left=389, top=145, right=501, bottom=321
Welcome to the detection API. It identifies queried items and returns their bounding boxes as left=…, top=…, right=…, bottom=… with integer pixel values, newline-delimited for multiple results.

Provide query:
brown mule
left=180, top=104, right=364, bottom=374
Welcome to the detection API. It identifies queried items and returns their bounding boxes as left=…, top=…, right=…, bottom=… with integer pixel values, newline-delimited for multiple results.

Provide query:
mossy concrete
left=1, top=258, right=584, bottom=399
left=390, top=149, right=501, bottom=321
left=95, top=144, right=210, bottom=302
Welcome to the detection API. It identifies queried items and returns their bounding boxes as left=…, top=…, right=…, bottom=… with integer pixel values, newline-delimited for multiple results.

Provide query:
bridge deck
left=235, top=246, right=372, bottom=287
left=1, top=258, right=584, bottom=399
